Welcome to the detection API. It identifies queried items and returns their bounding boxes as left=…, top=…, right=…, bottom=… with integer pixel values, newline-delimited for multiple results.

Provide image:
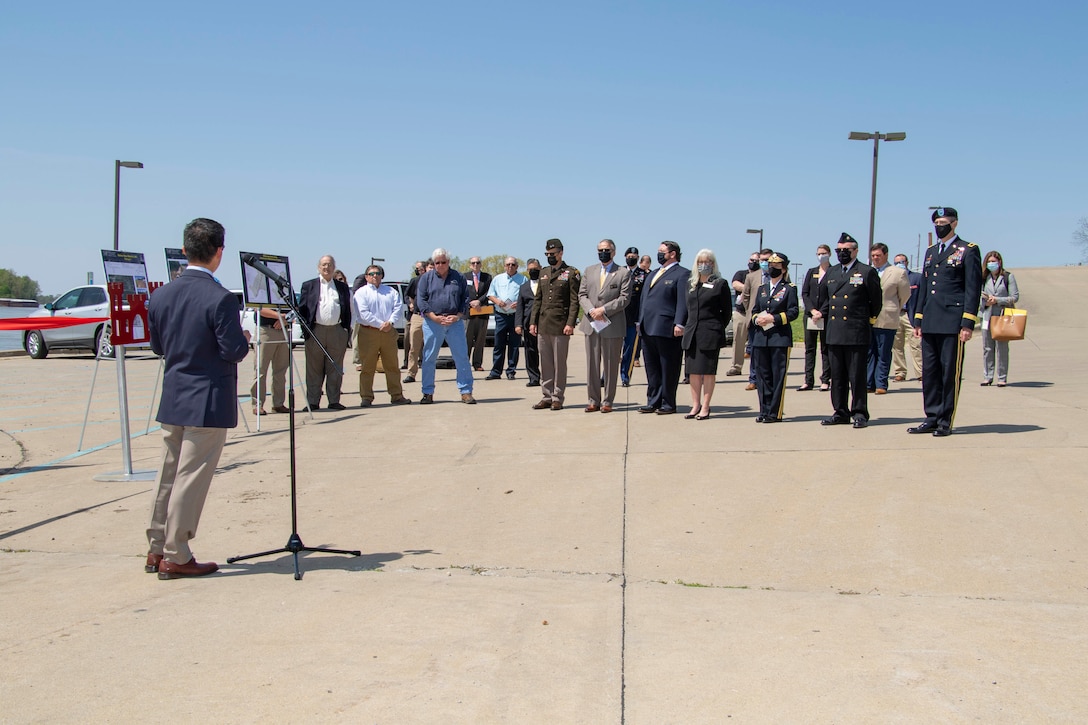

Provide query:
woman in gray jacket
left=980, top=250, right=1020, bottom=387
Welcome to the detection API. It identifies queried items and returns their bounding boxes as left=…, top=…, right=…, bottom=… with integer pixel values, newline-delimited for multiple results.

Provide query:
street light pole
left=746, top=228, right=764, bottom=248
left=113, top=160, right=144, bottom=251
left=848, top=132, right=905, bottom=254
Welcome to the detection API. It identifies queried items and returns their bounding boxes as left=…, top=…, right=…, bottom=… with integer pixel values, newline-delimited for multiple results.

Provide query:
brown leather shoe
left=892, top=375, right=906, bottom=382
left=745, top=383, right=756, bottom=391
left=158, top=557, right=219, bottom=580
left=390, top=397, right=412, bottom=405
left=532, top=399, right=552, bottom=410
left=585, top=404, right=599, bottom=413
left=875, top=388, right=887, bottom=395
left=551, top=402, right=563, bottom=411
left=461, top=394, right=477, bottom=405
left=271, top=405, right=291, bottom=414
left=600, top=404, right=613, bottom=413
left=145, top=552, right=163, bottom=573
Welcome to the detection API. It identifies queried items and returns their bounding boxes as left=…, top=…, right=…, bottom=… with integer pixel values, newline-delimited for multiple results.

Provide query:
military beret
left=837, top=232, right=858, bottom=246
left=931, top=207, right=958, bottom=221
left=625, top=246, right=639, bottom=256
left=545, top=238, right=563, bottom=251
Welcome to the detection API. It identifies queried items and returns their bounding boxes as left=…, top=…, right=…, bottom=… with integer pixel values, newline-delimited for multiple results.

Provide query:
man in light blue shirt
left=485, top=256, right=527, bottom=380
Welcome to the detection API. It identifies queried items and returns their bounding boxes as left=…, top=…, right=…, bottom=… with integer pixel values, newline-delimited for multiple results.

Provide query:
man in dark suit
left=146, top=218, right=251, bottom=579
left=638, top=241, right=690, bottom=415
left=464, top=256, right=492, bottom=371
left=818, top=233, right=882, bottom=428
left=514, top=258, right=541, bottom=387
left=298, top=255, right=352, bottom=410
left=909, top=207, right=983, bottom=437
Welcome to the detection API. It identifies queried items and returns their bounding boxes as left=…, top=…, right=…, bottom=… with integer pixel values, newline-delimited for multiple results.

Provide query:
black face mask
left=626, top=256, right=638, bottom=267
left=528, top=268, right=541, bottom=280
left=934, top=223, right=953, bottom=239
left=657, top=252, right=668, bottom=265
left=837, top=248, right=854, bottom=265
left=546, top=254, right=559, bottom=266
left=768, top=267, right=783, bottom=279
left=598, top=250, right=613, bottom=263
left=748, top=260, right=760, bottom=272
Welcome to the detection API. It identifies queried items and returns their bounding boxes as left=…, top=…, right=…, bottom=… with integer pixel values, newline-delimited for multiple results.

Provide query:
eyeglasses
left=470, top=261, right=482, bottom=265
left=366, top=271, right=382, bottom=277
left=434, top=260, right=449, bottom=265
left=504, top=262, right=517, bottom=267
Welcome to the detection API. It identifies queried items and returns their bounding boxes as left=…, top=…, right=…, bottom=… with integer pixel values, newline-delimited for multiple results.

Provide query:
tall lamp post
left=746, top=228, right=763, bottom=248
left=848, top=131, right=905, bottom=254
left=113, top=160, right=144, bottom=251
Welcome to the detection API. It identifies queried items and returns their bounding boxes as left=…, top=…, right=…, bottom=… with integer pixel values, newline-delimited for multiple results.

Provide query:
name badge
left=702, top=283, right=714, bottom=289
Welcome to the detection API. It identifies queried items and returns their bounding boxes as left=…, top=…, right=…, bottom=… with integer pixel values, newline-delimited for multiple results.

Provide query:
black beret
left=624, top=246, right=639, bottom=256
left=837, top=232, right=858, bottom=246
left=931, top=207, right=958, bottom=221
left=545, top=238, right=563, bottom=251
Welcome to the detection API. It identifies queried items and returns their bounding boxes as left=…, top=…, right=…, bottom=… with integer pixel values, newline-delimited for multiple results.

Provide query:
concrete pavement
left=1, top=266, right=1086, bottom=722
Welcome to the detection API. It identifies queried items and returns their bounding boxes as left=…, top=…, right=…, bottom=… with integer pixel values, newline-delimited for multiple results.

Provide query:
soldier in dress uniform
left=818, top=233, right=882, bottom=428
left=749, top=252, right=799, bottom=422
left=529, top=239, right=581, bottom=410
left=908, top=207, right=983, bottom=437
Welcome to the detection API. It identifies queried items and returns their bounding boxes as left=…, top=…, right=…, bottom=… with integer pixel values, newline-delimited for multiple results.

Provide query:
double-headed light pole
left=848, top=131, right=905, bottom=254
left=113, top=160, right=144, bottom=251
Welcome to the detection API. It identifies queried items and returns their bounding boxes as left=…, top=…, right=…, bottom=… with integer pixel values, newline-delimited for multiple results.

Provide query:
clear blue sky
left=2, top=1, right=1085, bottom=295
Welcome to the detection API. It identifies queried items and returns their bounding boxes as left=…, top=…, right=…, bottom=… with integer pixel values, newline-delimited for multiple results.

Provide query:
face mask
left=697, top=263, right=713, bottom=275
left=759, top=260, right=769, bottom=272
left=657, top=252, right=668, bottom=265
left=626, top=256, right=638, bottom=267
left=546, top=254, right=558, bottom=266
left=934, top=223, right=953, bottom=239
left=986, top=261, right=999, bottom=272
left=817, top=254, right=830, bottom=264
left=748, top=260, right=760, bottom=272
left=768, top=267, right=783, bottom=279
left=598, top=250, right=613, bottom=263
left=837, top=248, right=854, bottom=264
left=528, top=268, right=541, bottom=280
left=895, top=262, right=907, bottom=270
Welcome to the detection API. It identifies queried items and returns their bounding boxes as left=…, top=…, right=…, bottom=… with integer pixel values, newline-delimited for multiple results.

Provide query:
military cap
left=769, top=252, right=789, bottom=266
left=931, top=207, right=958, bottom=221
left=837, top=232, right=858, bottom=246
left=624, top=246, right=639, bottom=256
left=545, top=238, right=563, bottom=251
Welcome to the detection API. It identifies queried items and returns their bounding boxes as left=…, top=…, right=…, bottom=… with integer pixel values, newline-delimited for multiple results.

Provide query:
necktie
left=474, top=273, right=479, bottom=288
left=599, top=267, right=606, bottom=288
left=938, top=243, right=945, bottom=256
left=651, top=268, right=664, bottom=287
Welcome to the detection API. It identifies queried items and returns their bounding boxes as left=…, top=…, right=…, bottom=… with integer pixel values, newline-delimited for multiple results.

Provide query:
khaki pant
left=356, top=324, right=405, bottom=402
left=729, top=309, right=749, bottom=371
left=892, top=311, right=922, bottom=379
left=406, top=314, right=424, bottom=376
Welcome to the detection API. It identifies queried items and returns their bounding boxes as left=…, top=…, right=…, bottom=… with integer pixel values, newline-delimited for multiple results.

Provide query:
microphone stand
left=228, top=275, right=360, bottom=579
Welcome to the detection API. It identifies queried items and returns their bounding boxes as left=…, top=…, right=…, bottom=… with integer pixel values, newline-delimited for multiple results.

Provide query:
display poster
left=165, top=248, right=188, bottom=281
left=239, top=251, right=292, bottom=307
left=101, top=250, right=150, bottom=297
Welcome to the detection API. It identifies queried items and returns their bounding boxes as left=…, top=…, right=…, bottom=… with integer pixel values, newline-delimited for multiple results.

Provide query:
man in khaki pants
left=353, top=264, right=412, bottom=407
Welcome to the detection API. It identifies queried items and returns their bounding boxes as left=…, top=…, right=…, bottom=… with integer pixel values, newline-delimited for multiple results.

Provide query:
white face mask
left=817, top=253, right=830, bottom=264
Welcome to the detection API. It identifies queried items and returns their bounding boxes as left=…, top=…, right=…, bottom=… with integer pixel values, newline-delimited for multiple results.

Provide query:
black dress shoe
left=484, top=373, right=501, bottom=380
left=907, top=421, right=937, bottom=434
left=852, top=418, right=868, bottom=429
left=762, top=417, right=780, bottom=423
left=656, top=407, right=675, bottom=415
left=621, top=380, right=630, bottom=387
left=933, top=427, right=952, bottom=437
left=506, top=373, right=516, bottom=380
left=328, top=402, right=347, bottom=411
left=638, top=405, right=657, bottom=414
left=526, top=381, right=541, bottom=387
left=755, top=415, right=766, bottom=423
left=821, top=417, right=849, bottom=426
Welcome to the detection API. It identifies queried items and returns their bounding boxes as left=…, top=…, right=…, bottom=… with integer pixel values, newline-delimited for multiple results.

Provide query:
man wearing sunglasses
left=353, top=265, right=411, bottom=407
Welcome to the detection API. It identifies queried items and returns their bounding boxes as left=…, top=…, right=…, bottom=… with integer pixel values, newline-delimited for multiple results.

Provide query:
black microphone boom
left=242, top=253, right=290, bottom=289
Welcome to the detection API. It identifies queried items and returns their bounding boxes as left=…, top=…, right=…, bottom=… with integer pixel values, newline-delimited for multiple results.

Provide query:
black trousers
left=642, top=334, right=684, bottom=411
left=803, top=327, right=830, bottom=387
left=522, top=330, right=540, bottom=384
left=752, top=346, right=790, bottom=420
left=827, top=344, right=869, bottom=421
left=921, top=332, right=965, bottom=428
left=465, top=315, right=488, bottom=368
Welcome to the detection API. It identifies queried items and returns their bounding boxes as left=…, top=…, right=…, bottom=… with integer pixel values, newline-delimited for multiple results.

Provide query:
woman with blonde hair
left=681, top=249, right=731, bottom=419
left=980, top=250, right=1020, bottom=387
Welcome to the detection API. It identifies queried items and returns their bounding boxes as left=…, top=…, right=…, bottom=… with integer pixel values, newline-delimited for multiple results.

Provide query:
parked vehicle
left=23, top=285, right=115, bottom=359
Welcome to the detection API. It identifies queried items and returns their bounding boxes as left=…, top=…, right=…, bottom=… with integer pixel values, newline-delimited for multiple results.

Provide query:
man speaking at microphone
left=146, top=218, right=250, bottom=579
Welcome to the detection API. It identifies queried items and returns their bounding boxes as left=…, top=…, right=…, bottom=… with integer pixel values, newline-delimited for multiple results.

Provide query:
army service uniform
left=530, top=261, right=581, bottom=406
left=749, top=278, right=799, bottom=421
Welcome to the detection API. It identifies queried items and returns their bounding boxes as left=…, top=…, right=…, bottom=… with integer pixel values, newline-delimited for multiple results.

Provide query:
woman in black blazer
left=750, top=253, right=799, bottom=422
left=681, top=249, right=731, bottom=419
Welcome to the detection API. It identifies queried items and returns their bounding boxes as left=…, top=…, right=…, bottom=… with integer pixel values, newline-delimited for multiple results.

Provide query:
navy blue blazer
left=638, top=264, right=690, bottom=337
left=148, top=269, right=250, bottom=428
left=298, top=277, right=352, bottom=339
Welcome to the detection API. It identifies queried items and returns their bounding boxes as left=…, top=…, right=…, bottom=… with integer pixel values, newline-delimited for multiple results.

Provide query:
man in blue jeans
left=416, top=247, right=476, bottom=404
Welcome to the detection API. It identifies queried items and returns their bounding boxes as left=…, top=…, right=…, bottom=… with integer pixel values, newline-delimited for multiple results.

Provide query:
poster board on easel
left=239, top=251, right=292, bottom=307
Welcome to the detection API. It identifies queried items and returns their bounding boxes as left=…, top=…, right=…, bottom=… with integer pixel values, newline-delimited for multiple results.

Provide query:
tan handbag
left=989, top=308, right=1026, bottom=342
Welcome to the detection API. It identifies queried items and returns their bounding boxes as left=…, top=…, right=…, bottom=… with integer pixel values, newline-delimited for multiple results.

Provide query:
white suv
left=24, top=285, right=114, bottom=359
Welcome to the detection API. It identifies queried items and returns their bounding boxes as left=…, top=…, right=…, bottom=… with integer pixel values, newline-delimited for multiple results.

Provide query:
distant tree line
left=1075, top=218, right=1088, bottom=263
left=0, top=269, right=41, bottom=300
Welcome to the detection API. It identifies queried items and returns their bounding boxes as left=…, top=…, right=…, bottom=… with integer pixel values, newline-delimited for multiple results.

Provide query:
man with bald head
left=299, top=254, right=352, bottom=410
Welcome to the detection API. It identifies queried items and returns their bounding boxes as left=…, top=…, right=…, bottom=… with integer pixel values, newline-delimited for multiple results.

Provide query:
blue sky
left=2, top=1, right=1085, bottom=295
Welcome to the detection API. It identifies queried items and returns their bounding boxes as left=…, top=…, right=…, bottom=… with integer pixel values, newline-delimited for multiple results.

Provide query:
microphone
left=242, top=253, right=290, bottom=289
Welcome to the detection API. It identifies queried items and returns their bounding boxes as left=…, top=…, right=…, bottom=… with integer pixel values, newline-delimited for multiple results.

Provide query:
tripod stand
left=228, top=274, right=359, bottom=579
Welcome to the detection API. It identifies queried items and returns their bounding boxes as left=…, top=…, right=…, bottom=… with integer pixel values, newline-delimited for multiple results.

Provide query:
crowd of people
left=246, top=207, right=1016, bottom=436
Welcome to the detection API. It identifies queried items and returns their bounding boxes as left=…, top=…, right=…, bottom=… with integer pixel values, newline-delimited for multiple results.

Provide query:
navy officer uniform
left=909, top=207, right=983, bottom=436
left=819, top=233, right=882, bottom=428
left=749, top=252, right=799, bottom=422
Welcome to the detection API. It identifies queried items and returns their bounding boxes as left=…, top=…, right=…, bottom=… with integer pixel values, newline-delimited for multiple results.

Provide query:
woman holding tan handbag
left=980, top=250, right=1020, bottom=387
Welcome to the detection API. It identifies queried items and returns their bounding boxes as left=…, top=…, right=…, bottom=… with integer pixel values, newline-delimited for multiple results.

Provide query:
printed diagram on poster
left=102, top=250, right=150, bottom=297
left=240, top=251, right=292, bottom=307
left=165, top=248, right=188, bottom=281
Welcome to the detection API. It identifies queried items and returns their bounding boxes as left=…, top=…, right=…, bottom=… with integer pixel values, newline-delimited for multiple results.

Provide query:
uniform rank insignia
left=947, top=247, right=965, bottom=266
left=559, top=271, right=570, bottom=281
left=849, top=274, right=863, bottom=286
